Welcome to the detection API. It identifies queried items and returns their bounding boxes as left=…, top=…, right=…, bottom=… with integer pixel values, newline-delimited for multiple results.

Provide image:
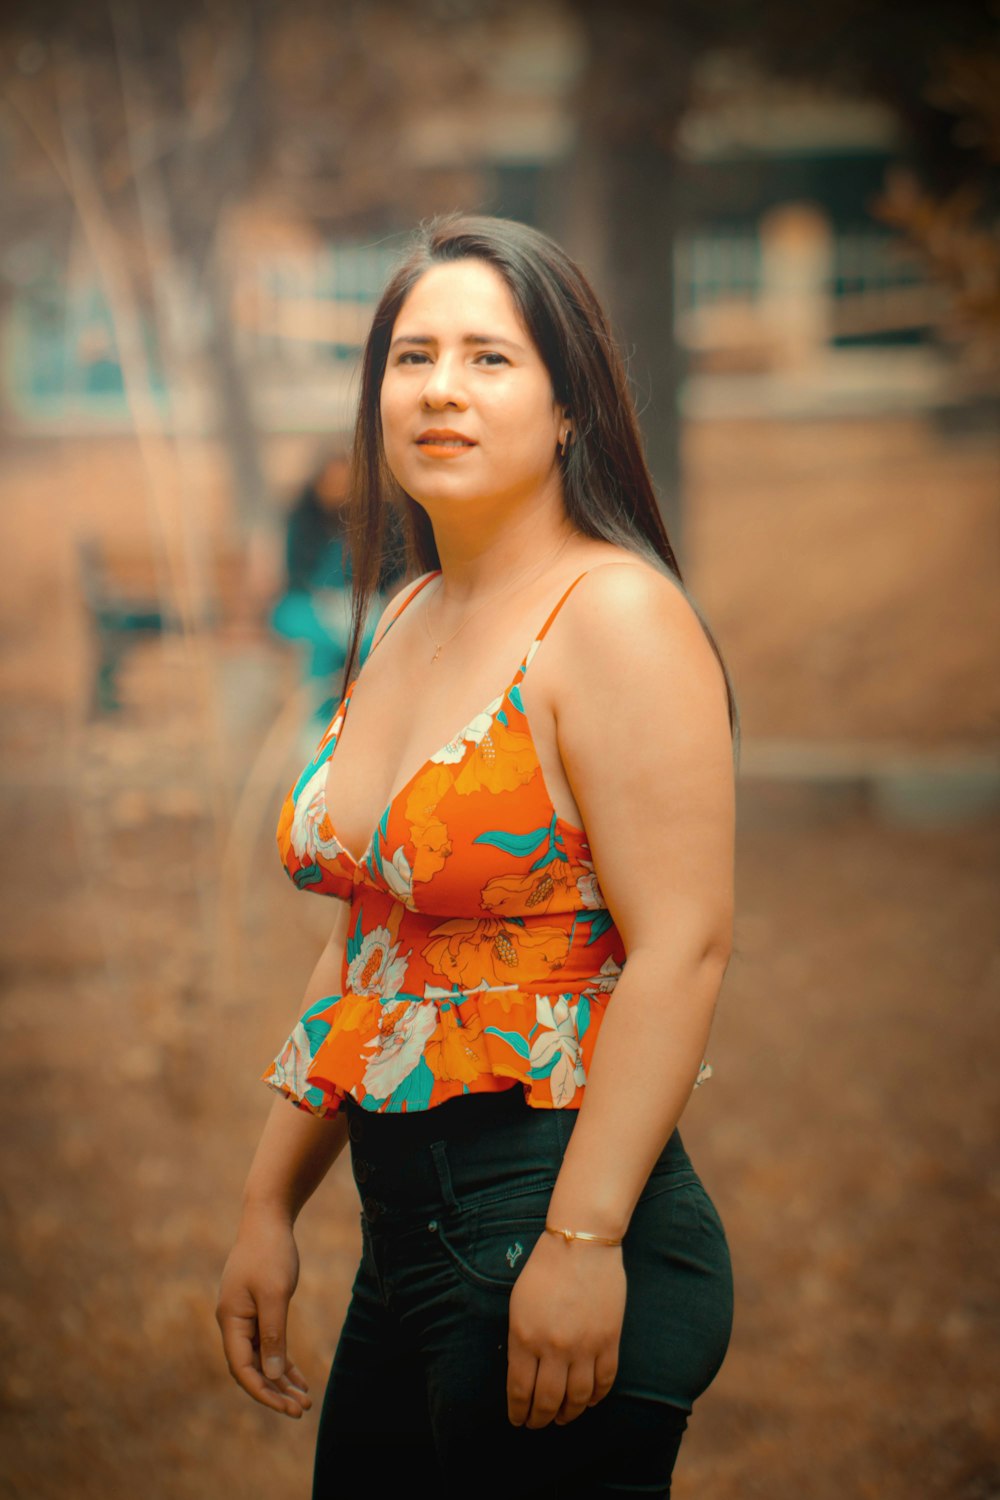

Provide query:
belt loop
left=430, top=1140, right=460, bottom=1212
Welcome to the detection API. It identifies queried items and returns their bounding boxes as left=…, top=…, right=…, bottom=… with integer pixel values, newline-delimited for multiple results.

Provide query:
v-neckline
left=320, top=667, right=523, bottom=871
left=316, top=562, right=608, bottom=871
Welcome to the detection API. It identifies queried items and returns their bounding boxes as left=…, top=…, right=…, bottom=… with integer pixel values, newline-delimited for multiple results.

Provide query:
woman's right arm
left=215, top=898, right=352, bottom=1419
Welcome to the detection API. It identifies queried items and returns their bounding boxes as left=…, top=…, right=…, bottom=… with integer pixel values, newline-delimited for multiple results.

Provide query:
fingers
left=508, top=1343, right=619, bottom=1430
left=589, top=1346, right=618, bottom=1408
left=506, top=1340, right=538, bottom=1428
left=271, top=1367, right=313, bottom=1417
left=508, top=1350, right=579, bottom=1432
left=525, top=1353, right=576, bottom=1430
left=217, top=1298, right=312, bottom=1420
left=284, top=1360, right=311, bottom=1395
left=554, top=1359, right=597, bottom=1426
left=255, top=1288, right=292, bottom=1384
left=262, top=1352, right=312, bottom=1416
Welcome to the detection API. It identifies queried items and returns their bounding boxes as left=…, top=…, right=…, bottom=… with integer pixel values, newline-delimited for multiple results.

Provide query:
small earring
left=559, top=428, right=573, bottom=458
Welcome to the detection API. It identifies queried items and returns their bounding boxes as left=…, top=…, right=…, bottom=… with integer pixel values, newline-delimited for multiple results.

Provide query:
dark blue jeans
left=314, top=1087, right=733, bottom=1499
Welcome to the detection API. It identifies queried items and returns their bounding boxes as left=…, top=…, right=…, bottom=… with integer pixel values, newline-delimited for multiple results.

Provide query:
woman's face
left=379, top=258, right=567, bottom=516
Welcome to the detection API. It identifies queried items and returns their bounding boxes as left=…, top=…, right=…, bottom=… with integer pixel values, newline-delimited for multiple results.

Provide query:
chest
left=323, top=635, right=580, bottom=870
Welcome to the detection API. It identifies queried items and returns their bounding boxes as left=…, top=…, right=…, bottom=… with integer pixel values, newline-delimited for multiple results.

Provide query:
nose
left=419, top=351, right=468, bottom=410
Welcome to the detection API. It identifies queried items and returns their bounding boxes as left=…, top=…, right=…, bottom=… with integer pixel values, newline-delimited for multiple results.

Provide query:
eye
left=396, top=350, right=431, bottom=365
left=474, top=351, right=510, bottom=367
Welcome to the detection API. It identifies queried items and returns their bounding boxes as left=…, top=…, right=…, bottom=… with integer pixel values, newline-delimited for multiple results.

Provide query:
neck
left=427, top=483, right=576, bottom=605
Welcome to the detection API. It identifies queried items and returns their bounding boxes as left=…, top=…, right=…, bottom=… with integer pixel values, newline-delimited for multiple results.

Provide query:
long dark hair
left=342, top=212, right=739, bottom=755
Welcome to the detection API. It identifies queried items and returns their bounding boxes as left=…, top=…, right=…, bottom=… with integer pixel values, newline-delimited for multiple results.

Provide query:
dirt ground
left=0, top=414, right=997, bottom=1499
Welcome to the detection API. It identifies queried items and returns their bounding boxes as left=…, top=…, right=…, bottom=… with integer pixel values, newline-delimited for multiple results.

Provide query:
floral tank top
left=263, top=566, right=712, bottom=1116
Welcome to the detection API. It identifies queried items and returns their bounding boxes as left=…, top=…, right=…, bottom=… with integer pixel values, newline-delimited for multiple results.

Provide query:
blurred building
left=0, top=37, right=964, bottom=435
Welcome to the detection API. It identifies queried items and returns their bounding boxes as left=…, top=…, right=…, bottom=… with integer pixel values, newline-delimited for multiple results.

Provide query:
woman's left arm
left=506, top=564, right=736, bottom=1430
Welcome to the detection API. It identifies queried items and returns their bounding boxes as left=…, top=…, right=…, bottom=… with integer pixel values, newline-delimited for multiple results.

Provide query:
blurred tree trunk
left=558, top=2, right=697, bottom=563
left=112, top=2, right=272, bottom=533
left=602, top=141, right=686, bottom=558
left=197, top=232, right=269, bottom=532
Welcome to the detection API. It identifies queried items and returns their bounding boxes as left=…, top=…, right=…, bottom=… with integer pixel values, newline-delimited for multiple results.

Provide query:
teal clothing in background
left=271, top=480, right=405, bottom=729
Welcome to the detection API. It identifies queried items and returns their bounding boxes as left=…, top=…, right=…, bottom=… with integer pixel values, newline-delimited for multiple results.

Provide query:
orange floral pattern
left=264, top=569, right=713, bottom=1116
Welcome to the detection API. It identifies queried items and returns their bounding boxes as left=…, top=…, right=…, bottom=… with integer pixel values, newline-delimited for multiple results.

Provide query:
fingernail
left=264, top=1356, right=283, bottom=1380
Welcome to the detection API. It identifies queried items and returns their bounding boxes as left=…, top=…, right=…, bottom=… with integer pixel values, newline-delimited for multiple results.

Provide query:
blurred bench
left=77, top=537, right=178, bottom=714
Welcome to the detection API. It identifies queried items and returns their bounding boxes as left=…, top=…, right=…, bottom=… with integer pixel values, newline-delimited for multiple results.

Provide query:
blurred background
left=0, top=2, right=998, bottom=1496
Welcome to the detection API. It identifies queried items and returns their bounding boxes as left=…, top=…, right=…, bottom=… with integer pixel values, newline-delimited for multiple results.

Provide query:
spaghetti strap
left=519, top=561, right=647, bottom=681
left=507, top=570, right=593, bottom=688
left=387, top=569, right=442, bottom=629
left=369, top=570, right=442, bottom=656
left=533, top=570, right=593, bottom=644
left=371, top=560, right=631, bottom=683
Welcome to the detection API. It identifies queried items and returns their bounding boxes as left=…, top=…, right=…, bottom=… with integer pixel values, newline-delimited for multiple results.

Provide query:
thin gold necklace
left=423, top=534, right=574, bottom=663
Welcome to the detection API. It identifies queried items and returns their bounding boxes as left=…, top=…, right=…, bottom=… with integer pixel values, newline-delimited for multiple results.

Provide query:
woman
left=217, top=214, right=738, bottom=1498
left=269, top=447, right=408, bottom=734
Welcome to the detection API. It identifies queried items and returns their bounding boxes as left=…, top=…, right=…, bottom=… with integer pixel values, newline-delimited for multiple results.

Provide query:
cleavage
left=322, top=675, right=506, bottom=865
left=324, top=666, right=586, bottom=866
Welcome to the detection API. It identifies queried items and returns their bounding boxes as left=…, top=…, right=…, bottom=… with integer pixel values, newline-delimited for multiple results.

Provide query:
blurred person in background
left=270, top=445, right=407, bottom=734
left=218, top=214, right=739, bottom=1498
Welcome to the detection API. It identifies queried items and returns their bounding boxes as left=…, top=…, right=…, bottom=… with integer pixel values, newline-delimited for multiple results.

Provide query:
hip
left=340, top=1084, right=734, bottom=1413
left=343, top=1084, right=711, bottom=1229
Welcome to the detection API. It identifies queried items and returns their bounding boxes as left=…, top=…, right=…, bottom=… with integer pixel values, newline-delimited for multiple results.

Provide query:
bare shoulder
left=540, top=552, right=731, bottom=744
left=561, top=554, right=716, bottom=670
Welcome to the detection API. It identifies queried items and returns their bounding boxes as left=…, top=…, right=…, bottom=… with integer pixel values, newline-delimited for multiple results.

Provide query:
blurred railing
left=2, top=219, right=951, bottom=432
left=674, top=211, right=944, bottom=365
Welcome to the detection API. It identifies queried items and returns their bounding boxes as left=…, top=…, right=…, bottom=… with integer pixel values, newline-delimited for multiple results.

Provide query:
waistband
left=342, top=1086, right=693, bottom=1226
left=344, top=1082, right=534, bottom=1148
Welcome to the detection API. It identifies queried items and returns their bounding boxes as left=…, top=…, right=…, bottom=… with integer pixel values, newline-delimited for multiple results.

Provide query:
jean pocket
left=433, top=1183, right=555, bottom=1293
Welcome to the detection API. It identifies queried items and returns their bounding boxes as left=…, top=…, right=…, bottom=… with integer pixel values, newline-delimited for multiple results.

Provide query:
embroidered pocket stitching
left=434, top=1212, right=548, bottom=1292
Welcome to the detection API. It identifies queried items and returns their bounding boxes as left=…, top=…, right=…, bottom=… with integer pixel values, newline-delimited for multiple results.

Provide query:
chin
left=412, top=487, right=488, bottom=513
left=402, top=472, right=489, bottom=505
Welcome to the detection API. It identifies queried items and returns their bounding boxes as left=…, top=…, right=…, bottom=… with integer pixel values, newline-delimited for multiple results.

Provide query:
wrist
left=239, top=1192, right=298, bottom=1231
left=547, top=1159, right=633, bottom=1244
left=543, top=1222, right=623, bottom=1248
left=545, top=1191, right=629, bottom=1244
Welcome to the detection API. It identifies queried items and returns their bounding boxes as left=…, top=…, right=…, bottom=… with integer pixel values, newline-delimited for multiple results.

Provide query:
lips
left=416, top=429, right=477, bottom=448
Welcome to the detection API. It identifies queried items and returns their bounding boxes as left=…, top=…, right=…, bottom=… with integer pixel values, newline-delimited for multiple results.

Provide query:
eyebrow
left=389, top=333, right=524, bottom=352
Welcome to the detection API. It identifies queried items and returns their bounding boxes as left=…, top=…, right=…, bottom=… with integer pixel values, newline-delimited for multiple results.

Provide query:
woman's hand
left=506, top=1232, right=626, bottom=1428
left=215, top=1206, right=313, bottom=1419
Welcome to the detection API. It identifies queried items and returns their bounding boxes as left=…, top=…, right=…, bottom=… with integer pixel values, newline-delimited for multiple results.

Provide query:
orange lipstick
left=416, top=428, right=477, bottom=459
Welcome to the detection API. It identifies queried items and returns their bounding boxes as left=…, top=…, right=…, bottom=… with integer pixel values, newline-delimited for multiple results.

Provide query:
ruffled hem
left=261, top=985, right=712, bottom=1118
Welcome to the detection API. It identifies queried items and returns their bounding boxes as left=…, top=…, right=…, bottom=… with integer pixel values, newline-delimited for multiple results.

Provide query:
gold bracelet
left=544, top=1224, right=623, bottom=1247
